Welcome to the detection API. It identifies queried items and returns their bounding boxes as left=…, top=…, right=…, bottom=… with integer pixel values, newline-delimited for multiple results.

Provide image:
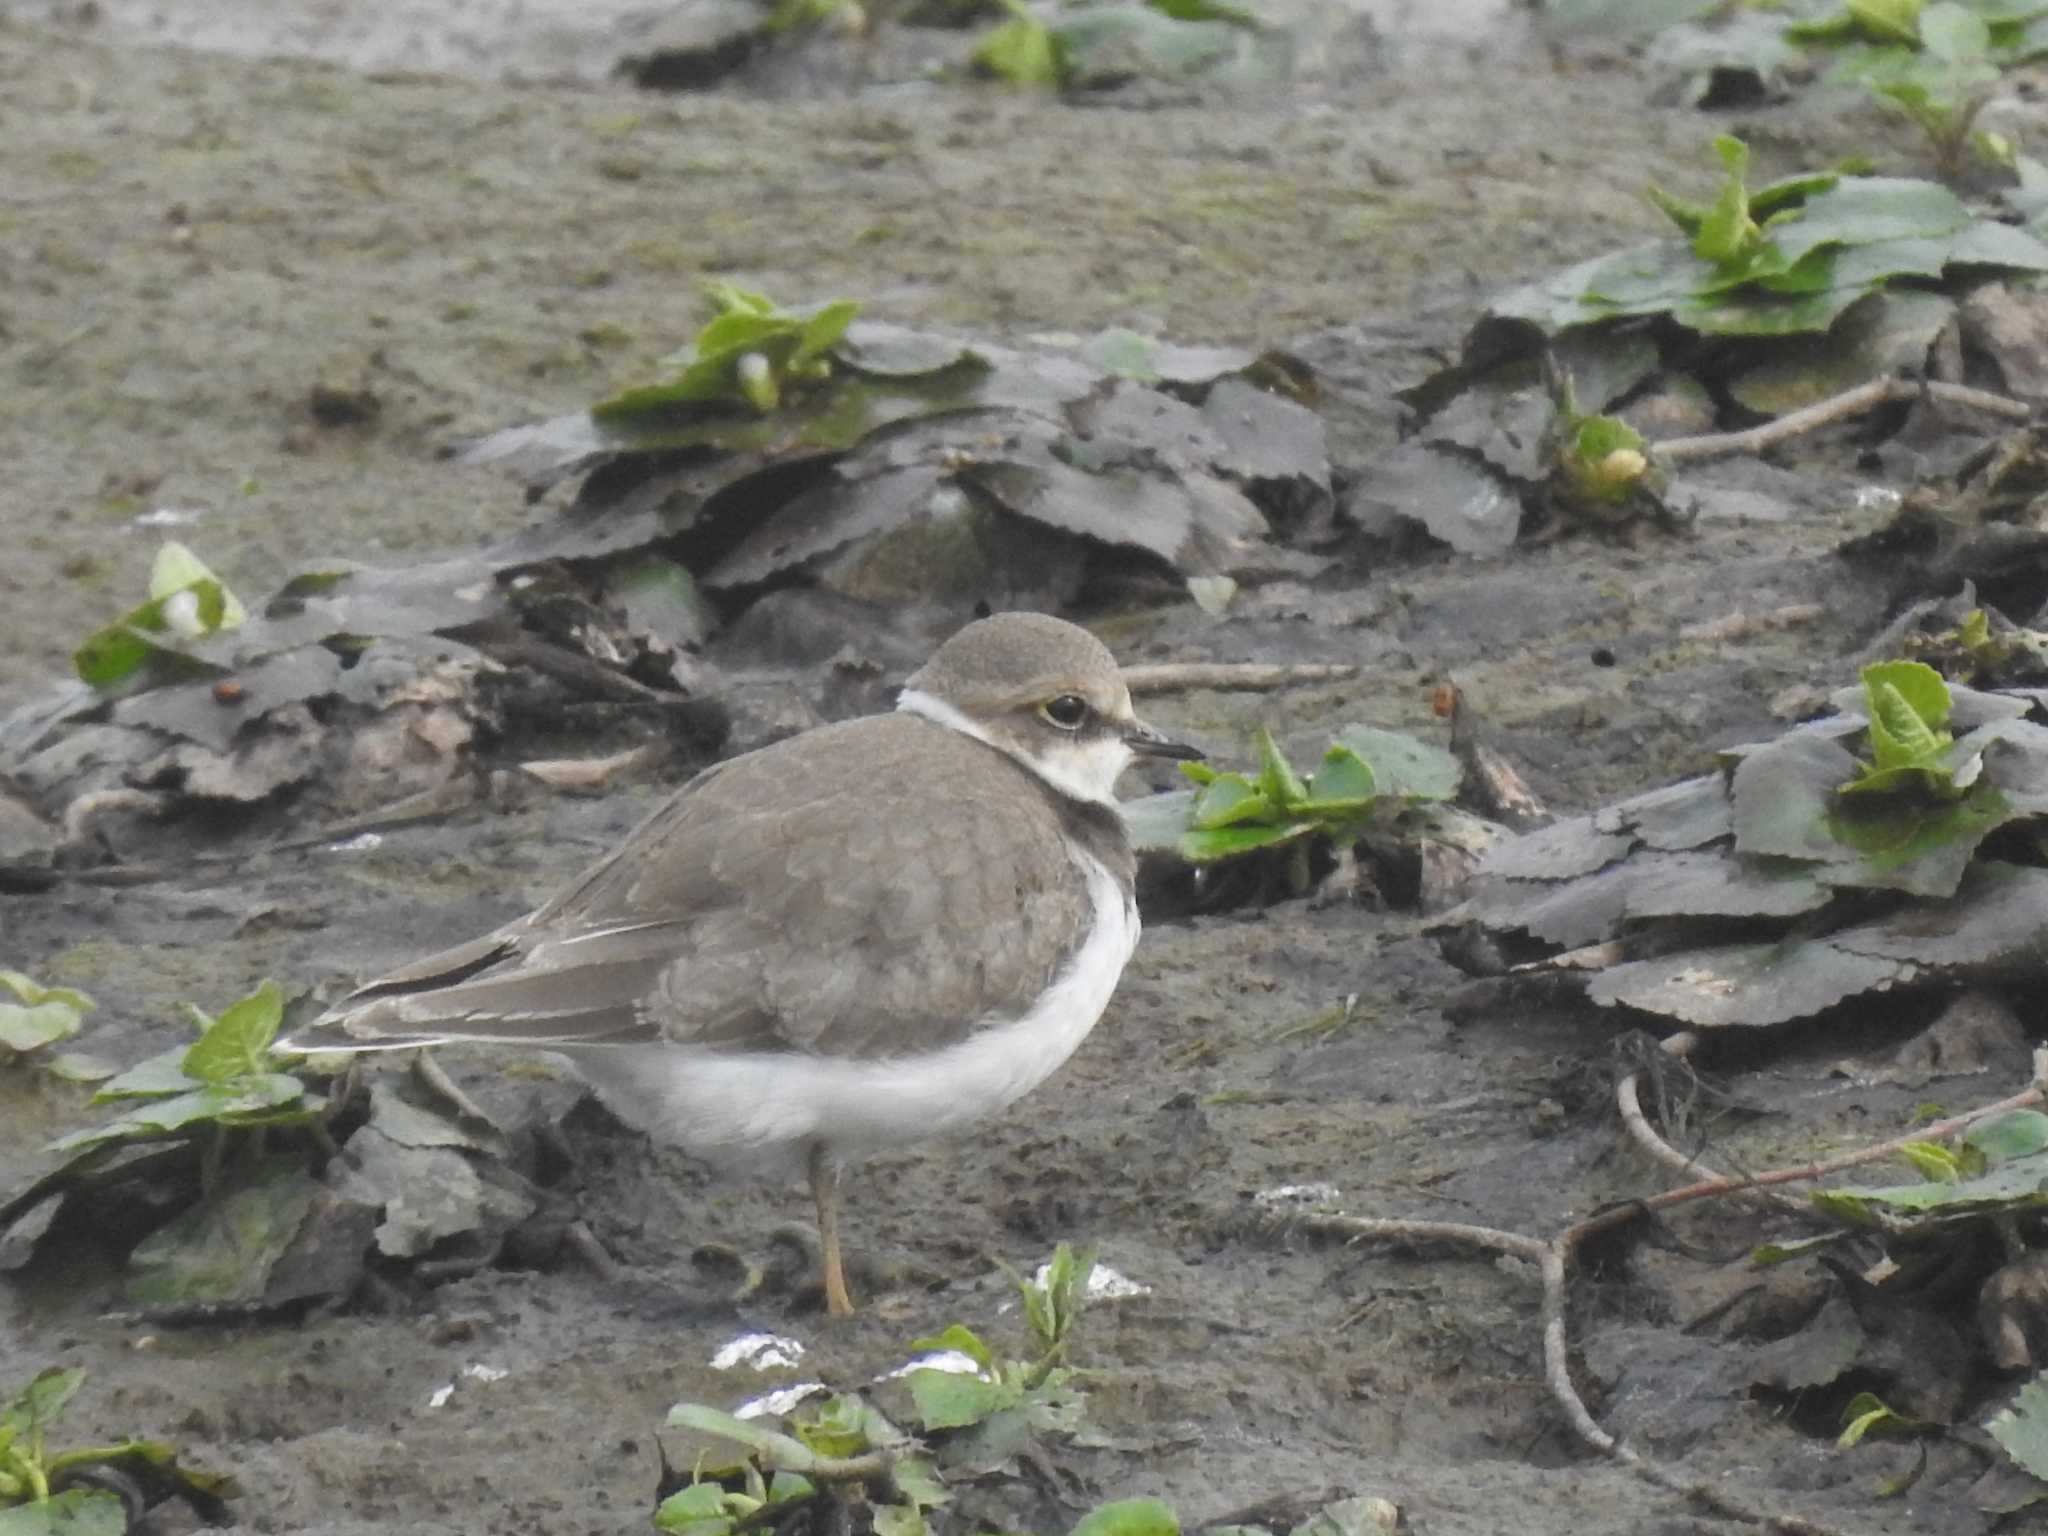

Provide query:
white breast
left=561, top=849, right=1138, bottom=1169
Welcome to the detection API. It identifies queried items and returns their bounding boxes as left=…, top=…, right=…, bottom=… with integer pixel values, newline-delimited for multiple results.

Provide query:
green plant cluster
left=1124, top=724, right=1462, bottom=867
left=0, top=1367, right=234, bottom=1534
left=1497, top=133, right=2048, bottom=337
left=73, top=541, right=247, bottom=691
left=48, top=981, right=316, bottom=1160
left=971, top=0, right=1259, bottom=89
left=657, top=1245, right=1100, bottom=1536
left=1791, top=2, right=2046, bottom=173
left=593, top=282, right=861, bottom=423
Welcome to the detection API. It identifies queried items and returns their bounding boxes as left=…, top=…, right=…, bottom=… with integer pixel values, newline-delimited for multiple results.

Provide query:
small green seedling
left=970, top=0, right=1260, bottom=89
left=1838, top=660, right=1960, bottom=800
left=658, top=1244, right=1104, bottom=1534
left=1136, top=724, right=1460, bottom=874
left=73, top=542, right=248, bottom=691
left=661, top=1394, right=946, bottom=1535
left=47, top=981, right=318, bottom=1186
left=594, top=282, right=861, bottom=424
left=0, top=974, right=113, bottom=1084
left=0, top=1366, right=234, bottom=1532
left=903, top=1241, right=1097, bottom=1438
left=1548, top=368, right=1659, bottom=521
left=1793, top=3, right=2010, bottom=179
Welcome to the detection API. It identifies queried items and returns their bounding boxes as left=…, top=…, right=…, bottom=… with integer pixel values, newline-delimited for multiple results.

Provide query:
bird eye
left=1041, top=695, right=1088, bottom=730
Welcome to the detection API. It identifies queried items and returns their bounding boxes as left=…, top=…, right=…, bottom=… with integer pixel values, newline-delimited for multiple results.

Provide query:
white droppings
left=880, top=1350, right=983, bottom=1381
left=710, top=1332, right=805, bottom=1372
left=734, top=1382, right=828, bottom=1420
left=1032, top=1261, right=1152, bottom=1300
left=426, top=1383, right=455, bottom=1409
left=323, top=832, right=385, bottom=853
left=1854, top=485, right=1902, bottom=514
left=462, top=1363, right=508, bottom=1383
left=135, top=506, right=201, bottom=528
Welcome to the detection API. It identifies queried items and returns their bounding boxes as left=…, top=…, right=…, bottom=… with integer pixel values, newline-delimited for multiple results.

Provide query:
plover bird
left=284, top=611, right=1199, bottom=1315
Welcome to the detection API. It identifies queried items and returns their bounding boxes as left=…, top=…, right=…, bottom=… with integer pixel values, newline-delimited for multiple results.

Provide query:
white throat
left=896, top=688, right=1132, bottom=808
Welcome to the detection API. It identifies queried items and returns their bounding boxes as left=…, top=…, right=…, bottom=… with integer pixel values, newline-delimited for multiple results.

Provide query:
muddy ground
left=0, top=3, right=2031, bottom=1534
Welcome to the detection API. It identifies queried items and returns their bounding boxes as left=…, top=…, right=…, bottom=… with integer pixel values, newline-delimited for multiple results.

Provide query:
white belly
left=559, top=850, right=1137, bottom=1169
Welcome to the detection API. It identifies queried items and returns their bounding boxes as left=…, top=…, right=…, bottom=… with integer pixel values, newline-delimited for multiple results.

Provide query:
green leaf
left=790, top=1393, right=873, bottom=1459
left=1255, top=729, right=1309, bottom=811
left=1751, top=1231, right=1849, bottom=1265
left=1190, top=773, right=1274, bottom=830
left=91, top=1047, right=202, bottom=1102
left=1864, top=660, right=1952, bottom=735
left=1331, top=725, right=1463, bottom=801
left=0, top=973, right=94, bottom=1013
left=181, top=981, right=286, bottom=1084
left=1895, top=1140, right=1961, bottom=1180
left=1919, top=2, right=1991, bottom=60
left=907, top=1324, right=997, bottom=1377
left=791, top=301, right=861, bottom=372
left=1069, top=1498, right=1182, bottom=1536
left=1695, top=135, right=1762, bottom=267
left=594, top=286, right=861, bottom=423
left=1771, top=177, right=1968, bottom=267
left=652, top=1482, right=737, bottom=1535
left=890, top=1456, right=950, bottom=1510
left=0, top=1488, right=129, bottom=1536
left=46, top=1074, right=307, bottom=1153
left=663, top=1404, right=820, bottom=1471
left=974, top=5, right=1063, bottom=84
left=1840, top=1390, right=1923, bottom=1446
left=1990, top=1374, right=2048, bottom=1481
left=1969, top=1109, right=2048, bottom=1162
left=2, top=1367, right=85, bottom=1436
left=1179, top=822, right=1307, bottom=861
left=1849, top=0, right=1926, bottom=44
left=703, top=281, right=777, bottom=317
left=42, top=1052, right=118, bottom=1083
left=0, top=1002, right=84, bottom=1055
left=870, top=1506, right=929, bottom=1536
left=1148, top=0, right=1260, bottom=26
left=906, top=1368, right=1014, bottom=1431
left=1302, top=745, right=1376, bottom=810
left=72, top=541, right=247, bottom=689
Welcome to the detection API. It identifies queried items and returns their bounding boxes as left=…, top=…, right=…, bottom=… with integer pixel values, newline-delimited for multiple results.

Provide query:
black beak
left=1125, top=720, right=1204, bottom=762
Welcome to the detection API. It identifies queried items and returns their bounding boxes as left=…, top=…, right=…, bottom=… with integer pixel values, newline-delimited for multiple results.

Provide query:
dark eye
left=1041, top=695, right=1088, bottom=729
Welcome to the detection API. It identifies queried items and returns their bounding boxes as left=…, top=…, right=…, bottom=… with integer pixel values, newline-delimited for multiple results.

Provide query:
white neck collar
left=896, top=688, right=1126, bottom=808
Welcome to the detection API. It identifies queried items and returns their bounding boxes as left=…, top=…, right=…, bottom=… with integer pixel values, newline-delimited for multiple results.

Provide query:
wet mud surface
left=0, top=5, right=2022, bottom=1533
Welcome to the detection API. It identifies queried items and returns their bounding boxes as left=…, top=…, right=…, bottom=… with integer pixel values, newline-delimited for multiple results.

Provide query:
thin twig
left=1654, top=376, right=2031, bottom=466
left=1583, top=1048, right=2048, bottom=1244
left=1278, top=1053, right=2047, bottom=1533
left=562, top=1219, right=620, bottom=1283
left=1120, top=661, right=1359, bottom=695
left=1615, top=1069, right=1808, bottom=1218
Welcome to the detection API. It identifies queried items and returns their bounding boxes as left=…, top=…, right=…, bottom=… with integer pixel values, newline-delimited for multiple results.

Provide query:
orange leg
left=808, top=1142, right=855, bottom=1318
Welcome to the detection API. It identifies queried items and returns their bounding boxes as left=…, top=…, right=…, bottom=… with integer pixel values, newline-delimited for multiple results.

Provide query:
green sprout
left=0, top=1366, right=235, bottom=1530
left=0, top=973, right=112, bottom=1084
left=593, top=282, right=861, bottom=423
left=969, top=0, right=1260, bottom=90
left=1787, top=2, right=2028, bottom=179
left=73, top=542, right=248, bottom=691
left=661, top=1393, right=945, bottom=1534
left=1129, top=724, right=1460, bottom=875
left=47, top=981, right=320, bottom=1188
left=1837, top=660, right=1960, bottom=800
left=658, top=1243, right=1103, bottom=1534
